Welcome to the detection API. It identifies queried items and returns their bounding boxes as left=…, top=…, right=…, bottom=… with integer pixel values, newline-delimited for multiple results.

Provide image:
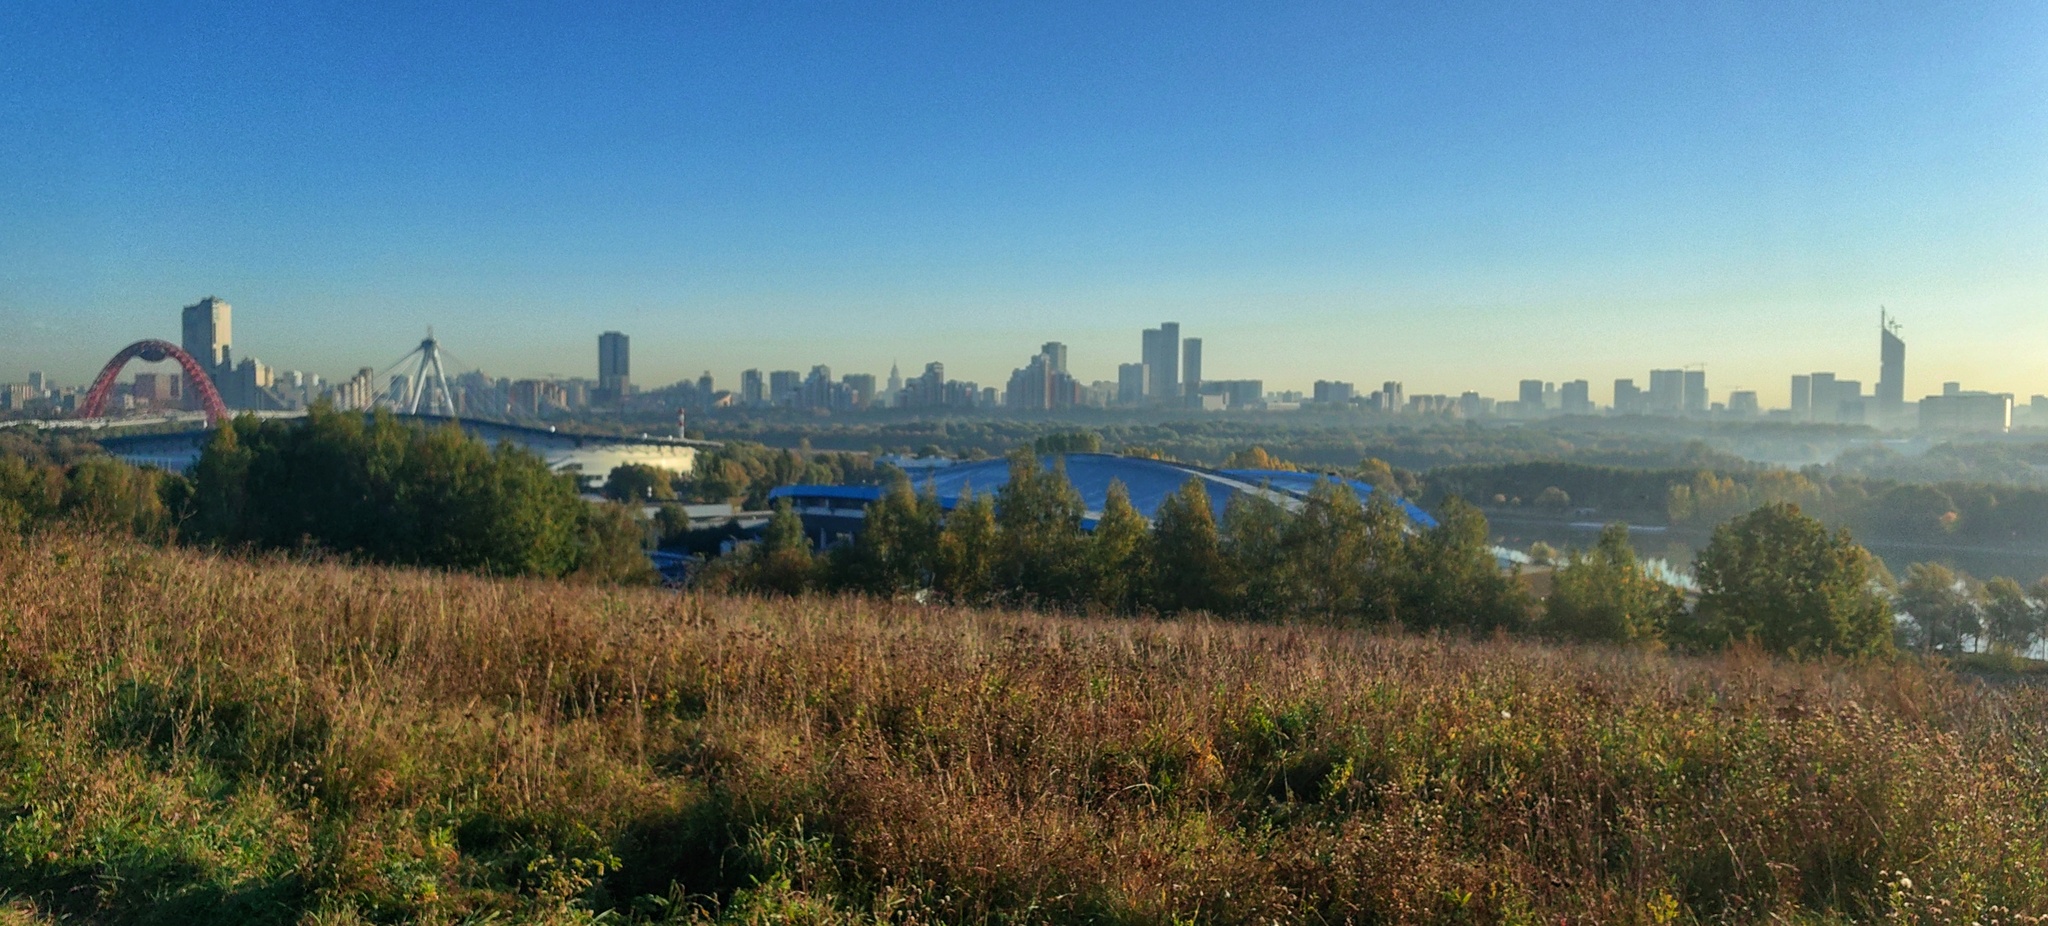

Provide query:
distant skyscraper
left=1648, top=369, right=1684, bottom=414
left=697, top=371, right=714, bottom=397
left=1790, top=375, right=1812, bottom=421
left=1518, top=379, right=1544, bottom=415
left=843, top=373, right=877, bottom=408
left=1118, top=363, right=1148, bottom=406
left=740, top=369, right=765, bottom=406
left=1877, top=310, right=1905, bottom=422
left=1560, top=380, right=1591, bottom=415
left=1181, top=338, right=1202, bottom=402
left=1379, top=381, right=1404, bottom=413
left=1141, top=322, right=1180, bottom=404
left=180, top=296, right=231, bottom=406
left=597, top=331, right=630, bottom=401
left=1728, top=391, right=1759, bottom=417
left=1040, top=342, right=1068, bottom=375
left=1682, top=370, right=1706, bottom=414
left=1313, top=380, right=1355, bottom=405
left=769, top=370, right=801, bottom=406
left=180, top=296, right=231, bottom=370
left=1810, top=372, right=1838, bottom=423
left=1613, top=378, right=1640, bottom=414
left=886, top=362, right=903, bottom=407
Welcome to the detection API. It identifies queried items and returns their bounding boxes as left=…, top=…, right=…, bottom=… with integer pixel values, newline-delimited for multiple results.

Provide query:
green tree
left=1085, top=480, right=1152, bottom=613
left=1979, top=576, right=2042, bottom=655
left=1277, top=480, right=1382, bottom=623
left=1897, top=562, right=1982, bottom=655
left=1402, top=496, right=1530, bottom=634
left=186, top=406, right=624, bottom=579
left=991, top=450, right=1088, bottom=607
left=1220, top=489, right=1290, bottom=619
left=1149, top=478, right=1229, bottom=615
left=571, top=501, right=658, bottom=584
left=603, top=463, right=677, bottom=502
left=934, top=487, right=998, bottom=605
left=1542, top=523, right=1681, bottom=644
left=1032, top=431, right=1103, bottom=455
left=59, top=456, right=172, bottom=537
left=1680, top=502, right=1895, bottom=658
left=0, top=455, right=64, bottom=534
left=741, top=501, right=817, bottom=596
left=833, top=475, right=942, bottom=596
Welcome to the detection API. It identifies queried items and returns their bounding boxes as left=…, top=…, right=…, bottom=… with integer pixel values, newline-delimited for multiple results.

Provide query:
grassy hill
left=0, top=533, right=2043, bottom=924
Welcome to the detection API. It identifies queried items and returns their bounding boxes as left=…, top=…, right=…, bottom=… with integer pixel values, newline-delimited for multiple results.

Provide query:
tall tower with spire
left=1878, top=308, right=1905, bottom=424
left=886, top=361, right=903, bottom=408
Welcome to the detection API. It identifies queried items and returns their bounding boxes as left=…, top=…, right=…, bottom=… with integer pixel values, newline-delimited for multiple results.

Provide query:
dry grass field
left=0, top=532, right=2044, bottom=924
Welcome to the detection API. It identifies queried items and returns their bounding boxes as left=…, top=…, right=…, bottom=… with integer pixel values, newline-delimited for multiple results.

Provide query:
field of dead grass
left=0, top=532, right=2043, bottom=924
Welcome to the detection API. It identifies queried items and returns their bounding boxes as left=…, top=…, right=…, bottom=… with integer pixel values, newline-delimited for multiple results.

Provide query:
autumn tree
left=1543, top=523, right=1682, bottom=644
left=934, top=487, right=998, bottom=604
left=991, top=449, right=1088, bottom=607
left=1150, top=478, right=1230, bottom=615
left=1897, top=562, right=1982, bottom=655
left=1086, top=480, right=1152, bottom=613
left=1679, top=502, right=1894, bottom=658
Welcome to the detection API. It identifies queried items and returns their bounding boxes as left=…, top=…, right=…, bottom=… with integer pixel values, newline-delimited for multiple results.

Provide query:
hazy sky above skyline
left=3, top=2, right=2044, bottom=404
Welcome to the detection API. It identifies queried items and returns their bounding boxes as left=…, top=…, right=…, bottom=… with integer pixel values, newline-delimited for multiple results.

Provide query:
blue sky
left=3, top=1, right=2044, bottom=404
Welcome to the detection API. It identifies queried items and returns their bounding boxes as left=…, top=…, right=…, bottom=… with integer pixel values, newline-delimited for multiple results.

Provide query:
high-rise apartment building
left=1181, top=338, right=1202, bottom=403
left=740, top=369, right=765, bottom=406
left=1141, top=322, right=1180, bottom=404
left=1790, top=375, right=1811, bottom=421
left=1682, top=370, right=1707, bottom=414
left=1118, top=363, right=1148, bottom=406
left=842, top=373, right=877, bottom=408
left=597, top=331, right=630, bottom=401
left=1380, top=381, right=1405, bottom=413
left=1614, top=379, right=1642, bottom=414
left=1877, top=311, right=1905, bottom=422
left=769, top=370, right=801, bottom=406
left=1920, top=391, right=2012, bottom=433
left=180, top=296, right=231, bottom=406
left=1313, top=380, right=1355, bottom=405
left=1560, top=380, right=1591, bottom=415
left=1648, top=369, right=1684, bottom=414
left=1040, top=342, right=1067, bottom=375
left=181, top=296, right=231, bottom=370
left=1518, top=379, right=1544, bottom=415
left=1809, top=372, right=1838, bottom=423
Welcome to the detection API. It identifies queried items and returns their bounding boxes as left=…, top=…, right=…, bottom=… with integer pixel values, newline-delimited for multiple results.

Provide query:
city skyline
left=21, top=295, right=2038, bottom=434
left=3, top=4, right=2044, bottom=398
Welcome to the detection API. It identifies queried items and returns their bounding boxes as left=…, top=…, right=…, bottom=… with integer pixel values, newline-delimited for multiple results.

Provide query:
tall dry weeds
left=0, top=530, right=2043, bottom=924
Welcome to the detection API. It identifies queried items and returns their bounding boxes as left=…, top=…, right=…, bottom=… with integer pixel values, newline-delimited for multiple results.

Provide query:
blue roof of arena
left=767, top=453, right=1437, bottom=530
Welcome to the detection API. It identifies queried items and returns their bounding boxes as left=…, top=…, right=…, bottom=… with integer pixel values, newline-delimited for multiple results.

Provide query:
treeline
left=710, top=449, right=1972, bottom=659
left=712, top=450, right=1530, bottom=634
left=1428, top=460, right=2048, bottom=544
left=604, top=441, right=885, bottom=510
left=0, top=409, right=651, bottom=581
left=685, top=416, right=1756, bottom=472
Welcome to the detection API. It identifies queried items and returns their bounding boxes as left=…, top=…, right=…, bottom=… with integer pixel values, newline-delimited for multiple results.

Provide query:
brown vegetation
left=1, top=532, right=2044, bottom=923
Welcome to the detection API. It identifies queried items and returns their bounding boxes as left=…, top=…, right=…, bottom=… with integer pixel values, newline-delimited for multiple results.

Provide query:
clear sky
left=3, top=2, right=2044, bottom=405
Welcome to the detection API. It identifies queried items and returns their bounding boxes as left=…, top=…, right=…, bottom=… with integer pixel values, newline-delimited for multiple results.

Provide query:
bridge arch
left=77, top=340, right=231, bottom=426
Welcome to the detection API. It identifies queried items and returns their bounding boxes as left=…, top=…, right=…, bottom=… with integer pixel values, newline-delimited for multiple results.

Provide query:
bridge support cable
left=373, top=329, right=459, bottom=417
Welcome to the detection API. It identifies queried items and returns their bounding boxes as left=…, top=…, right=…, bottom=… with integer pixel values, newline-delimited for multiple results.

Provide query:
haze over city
left=4, top=2, right=2045, bottom=402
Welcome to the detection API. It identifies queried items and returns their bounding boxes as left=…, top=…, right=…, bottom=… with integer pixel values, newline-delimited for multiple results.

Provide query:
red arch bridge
left=77, top=339, right=231, bottom=426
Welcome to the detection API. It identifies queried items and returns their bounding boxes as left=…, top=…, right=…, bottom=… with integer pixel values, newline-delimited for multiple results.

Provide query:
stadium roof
left=767, top=453, right=1437, bottom=531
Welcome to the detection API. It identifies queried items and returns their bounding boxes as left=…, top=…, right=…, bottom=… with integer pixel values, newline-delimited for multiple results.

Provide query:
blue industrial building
left=767, top=453, right=1436, bottom=545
